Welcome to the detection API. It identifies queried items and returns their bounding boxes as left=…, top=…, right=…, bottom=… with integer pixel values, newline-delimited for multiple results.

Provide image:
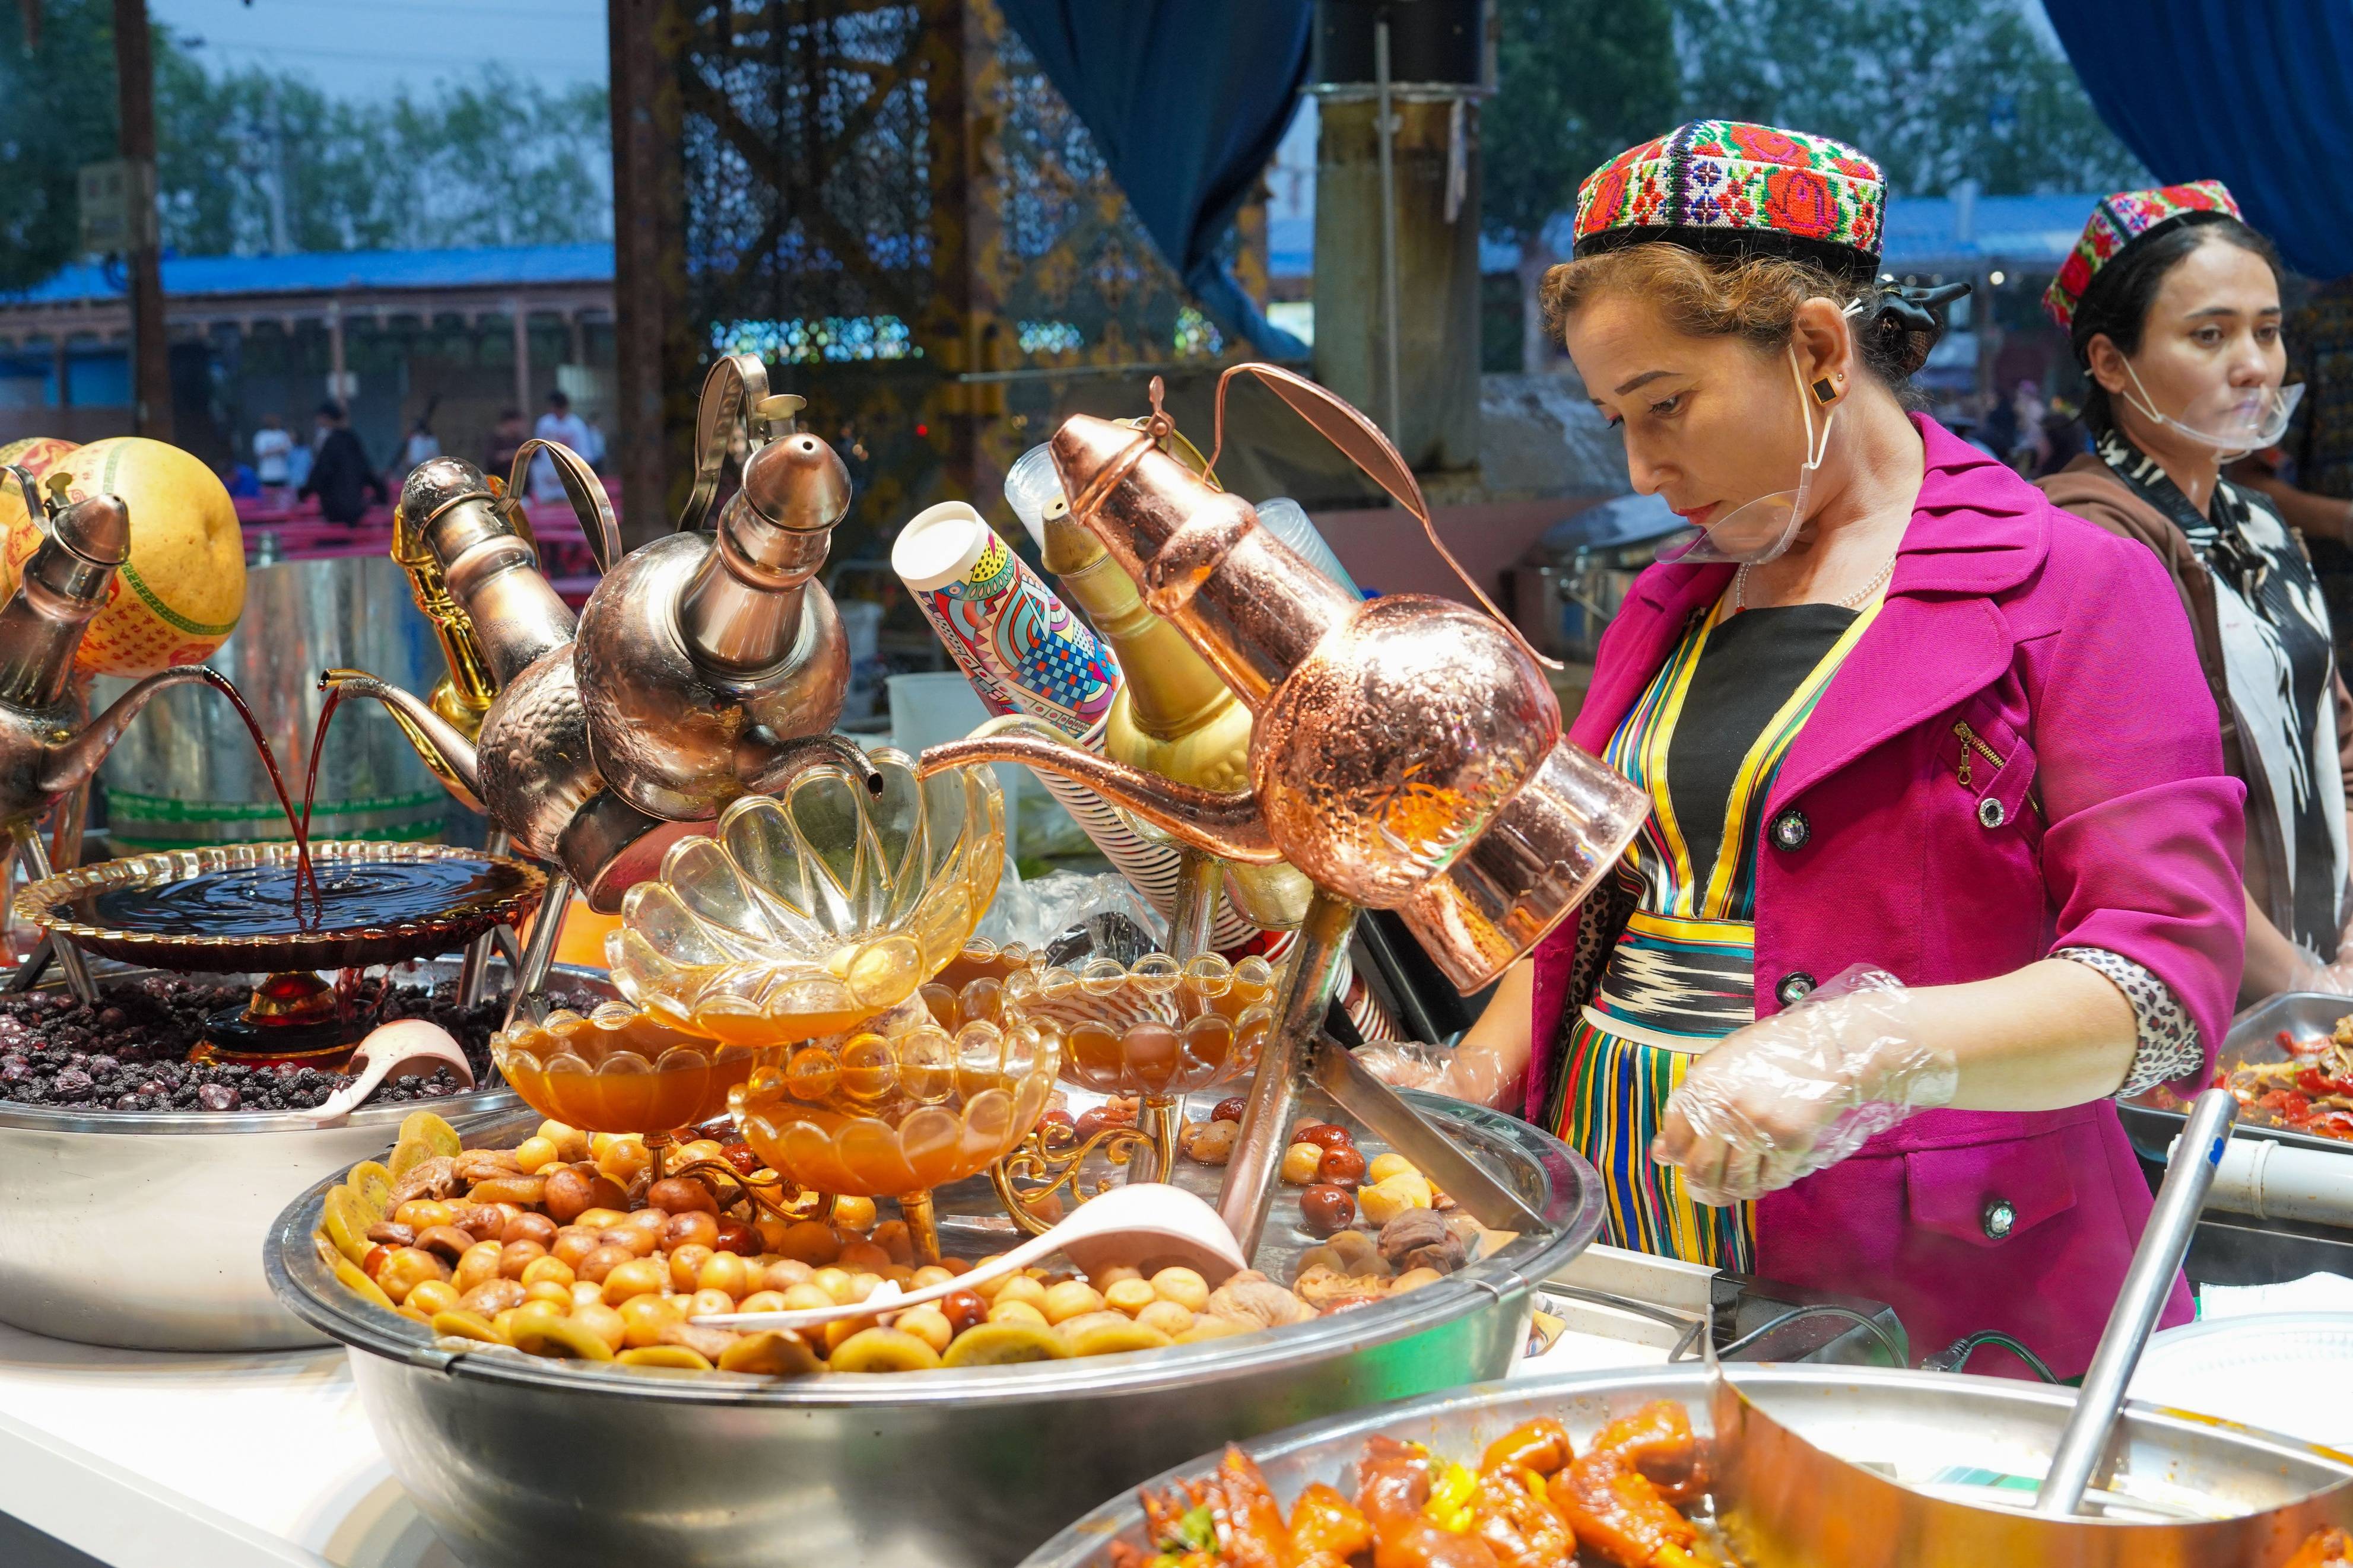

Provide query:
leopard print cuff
left=2053, top=946, right=2205, bottom=1099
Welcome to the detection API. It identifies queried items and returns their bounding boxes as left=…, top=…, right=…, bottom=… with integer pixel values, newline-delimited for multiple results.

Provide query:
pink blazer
left=1529, top=417, right=2247, bottom=1377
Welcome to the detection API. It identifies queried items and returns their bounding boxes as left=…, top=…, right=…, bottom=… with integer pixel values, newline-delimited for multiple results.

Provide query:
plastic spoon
left=691, top=1182, right=1247, bottom=1334
left=304, top=1019, right=477, bottom=1126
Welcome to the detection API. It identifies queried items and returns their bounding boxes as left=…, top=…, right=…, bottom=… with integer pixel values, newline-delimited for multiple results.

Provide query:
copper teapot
left=572, top=354, right=856, bottom=821
left=325, top=443, right=685, bottom=911
left=922, top=366, right=1647, bottom=991
left=332, top=355, right=869, bottom=914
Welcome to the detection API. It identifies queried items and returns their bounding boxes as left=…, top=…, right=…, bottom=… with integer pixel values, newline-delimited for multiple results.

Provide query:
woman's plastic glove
left=1653, top=966, right=1958, bottom=1207
left=1354, top=1040, right=1519, bottom=1109
left=2285, top=915, right=2353, bottom=994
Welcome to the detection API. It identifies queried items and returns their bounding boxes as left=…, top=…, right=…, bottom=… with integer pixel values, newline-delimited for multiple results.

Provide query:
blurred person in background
left=400, top=415, right=441, bottom=476
left=485, top=408, right=526, bottom=479
left=252, top=412, right=292, bottom=500
left=531, top=390, right=590, bottom=500
left=2233, top=273, right=2353, bottom=668
left=2037, top=183, right=2352, bottom=1006
left=300, top=400, right=386, bottom=525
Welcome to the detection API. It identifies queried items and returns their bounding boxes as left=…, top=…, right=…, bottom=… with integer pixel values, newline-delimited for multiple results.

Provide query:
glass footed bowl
left=931, top=937, right=1043, bottom=993
left=729, top=997, right=1059, bottom=1197
left=491, top=1002, right=760, bottom=1135
left=973, top=953, right=1276, bottom=1099
left=608, top=749, right=1004, bottom=1047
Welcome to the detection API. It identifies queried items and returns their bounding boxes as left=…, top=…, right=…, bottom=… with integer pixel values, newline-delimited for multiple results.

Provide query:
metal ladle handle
left=2034, top=1084, right=2237, bottom=1515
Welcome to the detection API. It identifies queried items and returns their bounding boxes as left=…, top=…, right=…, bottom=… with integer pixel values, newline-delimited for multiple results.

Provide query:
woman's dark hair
left=1539, top=244, right=1946, bottom=409
left=2069, top=215, right=2284, bottom=436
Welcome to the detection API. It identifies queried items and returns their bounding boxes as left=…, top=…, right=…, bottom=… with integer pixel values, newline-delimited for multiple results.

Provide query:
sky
left=150, top=0, right=608, bottom=98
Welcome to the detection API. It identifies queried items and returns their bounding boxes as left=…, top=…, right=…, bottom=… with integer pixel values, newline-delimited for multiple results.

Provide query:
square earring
left=1811, top=377, right=1838, bottom=404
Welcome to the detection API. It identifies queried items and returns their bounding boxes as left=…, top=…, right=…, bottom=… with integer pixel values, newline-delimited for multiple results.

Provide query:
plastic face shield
left=2122, top=362, right=2303, bottom=457
left=1658, top=345, right=1838, bottom=567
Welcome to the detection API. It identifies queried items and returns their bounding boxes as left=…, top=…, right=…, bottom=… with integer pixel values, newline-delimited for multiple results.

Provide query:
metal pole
left=1373, top=11, right=1403, bottom=443
left=2036, top=1086, right=2237, bottom=1515
left=503, top=871, right=573, bottom=1031
left=111, top=0, right=171, bottom=441
left=1217, top=890, right=1359, bottom=1255
left=10, top=820, right=93, bottom=1003
left=458, top=828, right=512, bottom=1007
left=1167, top=847, right=1221, bottom=963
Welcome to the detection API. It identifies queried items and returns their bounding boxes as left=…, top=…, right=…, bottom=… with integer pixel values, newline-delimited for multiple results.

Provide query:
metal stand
left=458, top=828, right=513, bottom=1007
left=502, top=870, right=573, bottom=1031
left=9, top=820, right=93, bottom=1003
left=990, top=1118, right=1163, bottom=1235
left=1216, top=890, right=1359, bottom=1256
left=1167, top=848, right=1221, bottom=962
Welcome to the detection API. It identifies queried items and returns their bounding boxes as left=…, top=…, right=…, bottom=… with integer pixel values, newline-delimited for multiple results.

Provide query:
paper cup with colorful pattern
left=891, top=501, right=1119, bottom=740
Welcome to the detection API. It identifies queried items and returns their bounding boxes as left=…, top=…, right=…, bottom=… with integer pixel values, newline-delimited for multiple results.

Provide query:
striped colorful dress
left=1545, top=591, right=1881, bottom=1268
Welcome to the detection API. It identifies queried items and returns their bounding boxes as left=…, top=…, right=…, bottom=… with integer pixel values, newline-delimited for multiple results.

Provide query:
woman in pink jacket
left=1385, top=123, right=2246, bottom=1379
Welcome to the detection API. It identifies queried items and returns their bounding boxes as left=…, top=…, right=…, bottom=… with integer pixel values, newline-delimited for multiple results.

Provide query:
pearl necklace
left=1735, top=549, right=1896, bottom=612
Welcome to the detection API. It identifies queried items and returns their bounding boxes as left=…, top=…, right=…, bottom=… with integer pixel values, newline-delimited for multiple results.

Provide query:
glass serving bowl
left=607, top=750, right=1004, bottom=1047
left=728, top=997, right=1058, bottom=1258
left=491, top=1002, right=758, bottom=1136
left=996, top=953, right=1277, bottom=1099
left=930, top=937, right=1041, bottom=994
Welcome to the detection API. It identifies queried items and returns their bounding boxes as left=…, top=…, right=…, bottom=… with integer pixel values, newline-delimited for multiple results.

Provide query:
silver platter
left=266, top=1093, right=1605, bottom=1568
left=0, top=959, right=609, bottom=1351
left=1025, top=1364, right=2353, bottom=1568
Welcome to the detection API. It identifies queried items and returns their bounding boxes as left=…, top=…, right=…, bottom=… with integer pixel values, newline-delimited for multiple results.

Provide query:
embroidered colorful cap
left=1571, top=121, right=1887, bottom=279
left=2043, top=180, right=2244, bottom=332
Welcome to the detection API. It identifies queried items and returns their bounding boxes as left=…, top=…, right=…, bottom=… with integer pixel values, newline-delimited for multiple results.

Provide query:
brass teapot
left=922, top=365, right=1647, bottom=992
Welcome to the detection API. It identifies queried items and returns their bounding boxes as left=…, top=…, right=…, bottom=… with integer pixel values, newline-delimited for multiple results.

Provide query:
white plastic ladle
left=691, top=1181, right=1248, bottom=1334
left=303, top=1019, right=477, bottom=1125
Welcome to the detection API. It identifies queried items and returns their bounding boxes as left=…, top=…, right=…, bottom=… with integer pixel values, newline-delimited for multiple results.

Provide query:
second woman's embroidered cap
left=2043, top=180, right=2243, bottom=332
left=1571, top=121, right=1886, bottom=279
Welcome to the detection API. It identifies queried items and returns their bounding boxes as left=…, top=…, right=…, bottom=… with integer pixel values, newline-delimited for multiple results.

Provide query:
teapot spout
left=320, top=669, right=484, bottom=813
left=916, top=736, right=1281, bottom=865
left=37, top=664, right=216, bottom=799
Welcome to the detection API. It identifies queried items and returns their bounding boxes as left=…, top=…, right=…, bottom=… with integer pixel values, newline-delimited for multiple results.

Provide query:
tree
left=0, top=0, right=125, bottom=292
left=1483, top=0, right=1679, bottom=371
left=158, top=64, right=611, bottom=255
left=0, top=0, right=611, bottom=290
left=1671, top=0, right=2146, bottom=197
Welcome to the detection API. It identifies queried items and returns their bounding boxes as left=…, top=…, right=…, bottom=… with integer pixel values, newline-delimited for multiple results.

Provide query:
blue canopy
left=995, top=0, right=1312, bottom=357
left=2041, top=0, right=2353, bottom=281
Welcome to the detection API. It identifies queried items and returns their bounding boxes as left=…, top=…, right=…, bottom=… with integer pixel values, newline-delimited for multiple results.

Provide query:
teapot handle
left=1204, top=362, right=1561, bottom=672
left=502, top=439, right=621, bottom=575
left=682, top=352, right=814, bottom=533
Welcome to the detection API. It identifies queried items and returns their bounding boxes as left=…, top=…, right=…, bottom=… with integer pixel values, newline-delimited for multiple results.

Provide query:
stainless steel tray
left=1023, top=1365, right=2353, bottom=1568
left=266, top=1093, right=1606, bottom=1568
left=2122, top=991, right=2353, bottom=1162
left=0, top=960, right=608, bottom=1351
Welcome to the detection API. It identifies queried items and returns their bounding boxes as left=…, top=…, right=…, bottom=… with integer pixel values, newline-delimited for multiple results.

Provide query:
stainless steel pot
left=265, top=1094, right=1604, bottom=1568
left=1024, top=1364, right=2353, bottom=1568
left=0, top=960, right=611, bottom=1353
left=91, top=556, right=450, bottom=851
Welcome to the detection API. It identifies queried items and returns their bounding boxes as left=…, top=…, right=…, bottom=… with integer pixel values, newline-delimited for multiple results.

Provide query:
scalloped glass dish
left=728, top=997, right=1058, bottom=1200
left=995, top=953, right=1277, bottom=1098
left=608, top=750, right=1004, bottom=1047
left=491, top=1002, right=759, bottom=1134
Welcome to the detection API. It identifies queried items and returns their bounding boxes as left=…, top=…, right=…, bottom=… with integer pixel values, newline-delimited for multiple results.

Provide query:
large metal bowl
left=1024, top=1365, right=2353, bottom=1568
left=0, top=960, right=611, bottom=1353
left=265, top=1093, right=1603, bottom=1568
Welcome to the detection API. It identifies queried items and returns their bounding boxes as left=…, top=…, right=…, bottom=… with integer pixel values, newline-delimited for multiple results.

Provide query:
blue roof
left=1270, top=193, right=2103, bottom=280
left=6, top=243, right=615, bottom=304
